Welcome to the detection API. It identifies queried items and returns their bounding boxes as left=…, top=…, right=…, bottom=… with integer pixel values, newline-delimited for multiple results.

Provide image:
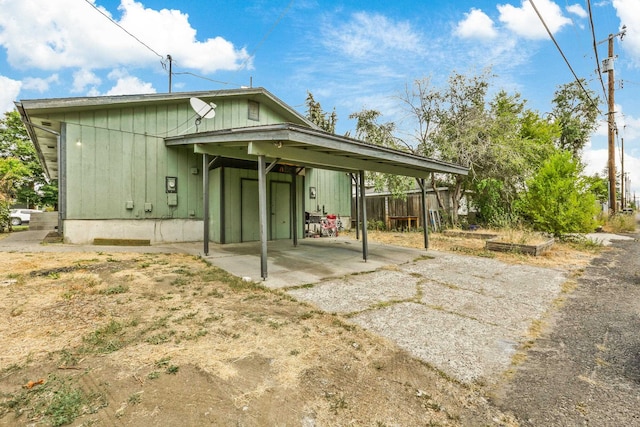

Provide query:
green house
left=17, top=87, right=467, bottom=278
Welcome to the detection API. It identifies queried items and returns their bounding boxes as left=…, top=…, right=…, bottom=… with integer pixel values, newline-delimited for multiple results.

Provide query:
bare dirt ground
left=0, top=230, right=603, bottom=426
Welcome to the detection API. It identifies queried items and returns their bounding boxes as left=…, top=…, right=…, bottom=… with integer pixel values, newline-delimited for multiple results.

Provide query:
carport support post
left=258, top=155, right=268, bottom=279
left=203, top=154, right=210, bottom=256
left=351, top=173, right=359, bottom=240
left=417, top=178, right=429, bottom=250
left=291, top=169, right=298, bottom=247
left=359, top=170, right=368, bottom=261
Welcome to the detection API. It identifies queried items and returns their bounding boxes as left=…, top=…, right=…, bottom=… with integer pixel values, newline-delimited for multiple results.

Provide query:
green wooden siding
left=49, top=97, right=290, bottom=221
left=304, top=168, right=352, bottom=215
left=220, top=168, right=304, bottom=244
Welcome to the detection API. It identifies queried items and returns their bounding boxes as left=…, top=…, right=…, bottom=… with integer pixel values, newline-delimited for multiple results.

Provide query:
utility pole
left=600, top=26, right=626, bottom=214
left=167, top=55, right=173, bottom=93
left=621, top=137, right=625, bottom=209
left=606, top=34, right=617, bottom=214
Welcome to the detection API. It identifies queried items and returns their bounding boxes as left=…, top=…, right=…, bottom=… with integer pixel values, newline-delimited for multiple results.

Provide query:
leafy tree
left=550, top=79, right=600, bottom=157
left=0, top=110, right=55, bottom=208
left=518, top=151, right=598, bottom=236
left=471, top=178, right=515, bottom=227
left=0, top=157, right=30, bottom=230
left=305, top=92, right=337, bottom=133
left=403, top=71, right=564, bottom=226
left=348, top=109, right=413, bottom=198
left=582, top=173, right=608, bottom=202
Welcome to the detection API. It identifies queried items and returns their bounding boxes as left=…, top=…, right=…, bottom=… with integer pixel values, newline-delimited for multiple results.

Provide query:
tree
left=348, top=109, right=413, bottom=198
left=403, top=71, right=564, bottom=226
left=550, top=79, right=600, bottom=157
left=0, top=110, right=55, bottom=208
left=518, top=151, right=598, bottom=236
left=0, top=157, right=30, bottom=230
left=305, top=92, right=337, bottom=133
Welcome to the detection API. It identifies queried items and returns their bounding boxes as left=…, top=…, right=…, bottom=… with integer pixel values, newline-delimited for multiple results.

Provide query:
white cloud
left=455, top=9, right=498, bottom=40
left=613, top=0, right=640, bottom=67
left=498, top=0, right=572, bottom=39
left=104, top=69, right=156, bottom=95
left=566, top=4, right=587, bottom=19
left=72, top=69, right=102, bottom=93
left=0, top=75, right=21, bottom=113
left=22, top=74, right=59, bottom=92
left=0, top=0, right=249, bottom=73
left=322, top=12, right=422, bottom=59
left=584, top=106, right=640, bottom=197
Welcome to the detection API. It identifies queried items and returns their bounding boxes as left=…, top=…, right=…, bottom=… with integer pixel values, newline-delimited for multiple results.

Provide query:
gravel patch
left=287, top=269, right=420, bottom=314
left=287, top=251, right=568, bottom=384
left=351, top=302, right=517, bottom=384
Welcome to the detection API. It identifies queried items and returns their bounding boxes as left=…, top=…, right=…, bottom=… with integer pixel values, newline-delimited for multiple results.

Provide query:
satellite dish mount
left=190, top=97, right=217, bottom=129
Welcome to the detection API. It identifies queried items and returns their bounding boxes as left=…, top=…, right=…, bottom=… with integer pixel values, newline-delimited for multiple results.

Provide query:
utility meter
left=166, top=176, right=177, bottom=193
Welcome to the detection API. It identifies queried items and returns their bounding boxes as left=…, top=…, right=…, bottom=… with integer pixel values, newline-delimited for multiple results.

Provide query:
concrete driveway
left=199, top=236, right=569, bottom=384
left=0, top=230, right=570, bottom=384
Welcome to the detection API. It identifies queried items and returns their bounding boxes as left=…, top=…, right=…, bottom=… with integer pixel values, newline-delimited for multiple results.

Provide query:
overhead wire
left=80, top=0, right=296, bottom=135
left=529, top=0, right=601, bottom=114
left=82, top=0, right=165, bottom=60
left=586, top=0, right=608, bottom=104
left=239, top=0, right=296, bottom=71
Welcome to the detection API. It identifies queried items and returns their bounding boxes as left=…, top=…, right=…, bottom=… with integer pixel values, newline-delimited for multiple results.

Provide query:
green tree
left=0, top=157, right=30, bottom=230
left=405, top=71, right=560, bottom=225
left=550, top=79, right=600, bottom=157
left=0, top=110, right=55, bottom=208
left=305, top=92, right=337, bottom=133
left=582, top=173, right=608, bottom=202
left=519, top=151, right=598, bottom=236
left=348, top=109, right=413, bottom=198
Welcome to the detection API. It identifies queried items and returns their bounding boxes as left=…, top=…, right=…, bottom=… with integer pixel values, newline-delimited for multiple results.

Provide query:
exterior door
left=241, top=179, right=260, bottom=242
left=270, top=181, right=291, bottom=240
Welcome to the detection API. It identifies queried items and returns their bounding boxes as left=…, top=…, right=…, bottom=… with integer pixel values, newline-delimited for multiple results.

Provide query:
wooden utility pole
left=606, top=34, right=617, bottom=214
left=621, top=137, right=625, bottom=209
left=600, top=26, right=626, bottom=214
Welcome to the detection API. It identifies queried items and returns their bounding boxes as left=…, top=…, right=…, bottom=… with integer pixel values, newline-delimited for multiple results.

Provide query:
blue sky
left=1, top=0, right=639, bottom=197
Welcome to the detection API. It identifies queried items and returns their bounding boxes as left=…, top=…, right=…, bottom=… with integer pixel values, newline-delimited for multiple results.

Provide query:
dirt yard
left=0, top=231, right=602, bottom=426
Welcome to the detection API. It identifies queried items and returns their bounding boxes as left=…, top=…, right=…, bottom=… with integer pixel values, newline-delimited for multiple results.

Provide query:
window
left=248, top=100, right=260, bottom=121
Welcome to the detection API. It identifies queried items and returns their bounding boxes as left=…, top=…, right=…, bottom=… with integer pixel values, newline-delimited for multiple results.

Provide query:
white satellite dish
left=190, top=97, right=217, bottom=121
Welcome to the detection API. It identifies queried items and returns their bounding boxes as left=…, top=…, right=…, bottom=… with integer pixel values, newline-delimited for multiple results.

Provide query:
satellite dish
left=190, top=97, right=216, bottom=123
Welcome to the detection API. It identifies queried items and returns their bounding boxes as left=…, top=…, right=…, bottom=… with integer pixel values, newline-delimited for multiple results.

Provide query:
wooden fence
left=351, top=188, right=454, bottom=231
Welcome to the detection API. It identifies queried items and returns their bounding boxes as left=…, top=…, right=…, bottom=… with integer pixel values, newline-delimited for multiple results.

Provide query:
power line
left=239, top=0, right=295, bottom=70
left=171, top=70, right=246, bottom=88
left=83, top=0, right=164, bottom=60
left=586, top=0, right=609, bottom=104
left=529, top=0, right=601, bottom=114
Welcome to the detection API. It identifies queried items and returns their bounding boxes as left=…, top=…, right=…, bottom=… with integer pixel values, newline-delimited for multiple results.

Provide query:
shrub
left=518, top=151, right=598, bottom=237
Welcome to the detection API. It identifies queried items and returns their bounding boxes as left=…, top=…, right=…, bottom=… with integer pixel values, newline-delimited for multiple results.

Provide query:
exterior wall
left=304, top=168, right=352, bottom=216
left=63, top=219, right=202, bottom=244
left=47, top=96, right=291, bottom=243
left=219, top=167, right=304, bottom=244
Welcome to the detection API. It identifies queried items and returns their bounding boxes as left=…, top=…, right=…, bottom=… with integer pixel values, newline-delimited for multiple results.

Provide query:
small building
left=16, top=87, right=467, bottom=278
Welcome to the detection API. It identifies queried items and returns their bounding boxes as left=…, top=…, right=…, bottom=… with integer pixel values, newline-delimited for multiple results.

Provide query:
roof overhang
left=15, top=87, right=315, bottom=181
left=166, top=123, right=468, bottom=178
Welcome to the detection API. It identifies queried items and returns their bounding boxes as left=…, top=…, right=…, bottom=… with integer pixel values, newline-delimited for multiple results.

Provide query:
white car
left=9, top=209, right=42, bottom=226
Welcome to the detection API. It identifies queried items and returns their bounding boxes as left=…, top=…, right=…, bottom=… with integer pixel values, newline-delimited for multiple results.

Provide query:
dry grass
left=0, top=251, right=506, bottom=426
left=350, top=228, right=602, bottom=271
left=603, top=214, right=637, bottom=233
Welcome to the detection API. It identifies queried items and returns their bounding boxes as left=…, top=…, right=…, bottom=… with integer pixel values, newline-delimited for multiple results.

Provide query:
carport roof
left=165, top=122, right=468, bottom=178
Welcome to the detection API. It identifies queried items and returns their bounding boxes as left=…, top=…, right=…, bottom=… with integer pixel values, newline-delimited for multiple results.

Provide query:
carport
left=166, top=122, right=468, bottom=279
